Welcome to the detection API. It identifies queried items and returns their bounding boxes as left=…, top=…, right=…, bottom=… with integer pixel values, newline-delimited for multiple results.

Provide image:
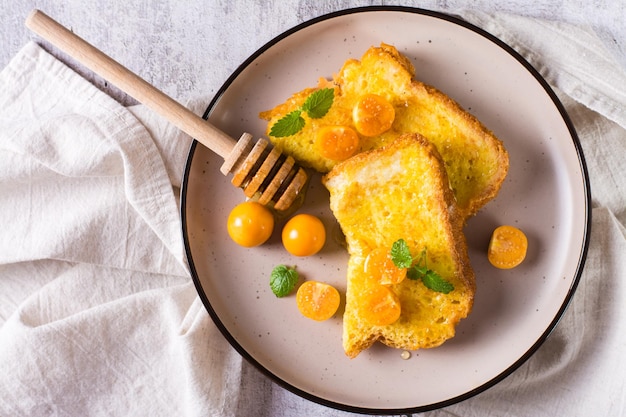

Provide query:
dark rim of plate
left=180, top=5, right=592, bottom=415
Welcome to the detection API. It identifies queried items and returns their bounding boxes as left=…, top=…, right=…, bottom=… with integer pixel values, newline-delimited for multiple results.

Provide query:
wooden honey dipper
left=25, top=9, right=308, bottom=211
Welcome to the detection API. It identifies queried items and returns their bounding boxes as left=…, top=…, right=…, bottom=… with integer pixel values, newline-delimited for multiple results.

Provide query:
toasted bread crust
left=324, top=134, right=475, bottom=358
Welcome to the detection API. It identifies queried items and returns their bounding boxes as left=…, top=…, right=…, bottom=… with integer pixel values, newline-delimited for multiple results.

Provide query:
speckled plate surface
left=181, top=6, right=590, bottom=414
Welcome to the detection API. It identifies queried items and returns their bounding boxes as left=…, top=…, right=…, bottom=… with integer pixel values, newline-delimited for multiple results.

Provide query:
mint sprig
left=390, top=239, right=454, bottom=294
left=270, top=265, right=299, bottom=297
left=418, top=268, right=455, bottom=294
left=390, top=239, right=413, bottom=269
left=301, top=87, right=334, bottom=118
left=269, top=88, right=334, bottom=137
left=269, top=110, right=305, bottom=137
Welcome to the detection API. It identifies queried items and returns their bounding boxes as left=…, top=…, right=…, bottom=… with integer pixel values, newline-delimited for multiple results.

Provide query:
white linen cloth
left=1, top=11, right=625, bottom=417
left=0, top=42, right=242, bottom=416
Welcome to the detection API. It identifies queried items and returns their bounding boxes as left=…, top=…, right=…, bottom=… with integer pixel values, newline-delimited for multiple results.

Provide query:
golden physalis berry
left=281, top=214, right=326, bottom=257
left=360, top=284, right=401, bottom=326
left=316, top=125, right=360, bottom=161
left=296, top=281, right=341, bottom=321
left=227, top=201, right=274, bottom=247
left=352, top=93, right=395, bottom=137
left=488, top=225, right=528, bottom=269
left=364, top=247, right=407, bottom=285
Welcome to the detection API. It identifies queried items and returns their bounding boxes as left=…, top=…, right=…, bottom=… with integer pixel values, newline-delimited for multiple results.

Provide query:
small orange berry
left=364, top=247, right=407, bottom=285
left=359, top=285, right=401, bottom=326
left=353, top=94, right=395, bottom=136
left=282, top=214, right=326, bottom=257
left=296, top=281, right=341, bottom=321
left=316, top=125, right=360, bottom=161
left=226, top=201, right=274, bottom=247
left=488, top=225, right=528, bottom=269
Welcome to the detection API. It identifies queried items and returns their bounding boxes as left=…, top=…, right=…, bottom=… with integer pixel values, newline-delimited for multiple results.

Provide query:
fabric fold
left=461, top=11, right=626, bottom=131
left=0, top=41, right=189, bottom=276
left=0, top=41, right=240, bottom=416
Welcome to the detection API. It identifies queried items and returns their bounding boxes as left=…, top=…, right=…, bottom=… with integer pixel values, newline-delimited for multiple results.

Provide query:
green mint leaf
left=268, top=88, right=335, bottom=137
left=270, top=265, right=299, bottom=297
left=404, top=245, right=454, bottom=294
left=406, top=264, right=427, bottom=280
left=269, top=110, right=305, bottom=137
left=406, top=265, right=421, bottom=281
left=301, top=88, right=334, bottom=119
left=421, top=270, right=454, bottom=294
left=416, top=248, right=428, bottom=266
left=390, top=239, right=413, bottom=269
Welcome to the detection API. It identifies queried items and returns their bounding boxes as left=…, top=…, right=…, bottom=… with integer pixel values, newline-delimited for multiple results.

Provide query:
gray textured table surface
left=3, top=0, right=624, bottom=107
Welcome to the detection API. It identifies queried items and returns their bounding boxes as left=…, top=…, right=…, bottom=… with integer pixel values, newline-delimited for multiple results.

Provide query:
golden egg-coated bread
left=323, top=134, right=475, bottom=358
left=260, top=43, right=508, bottom=220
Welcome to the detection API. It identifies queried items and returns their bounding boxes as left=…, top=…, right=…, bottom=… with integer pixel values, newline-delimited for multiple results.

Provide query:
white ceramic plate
left=182, top=6, right=591, bottom=414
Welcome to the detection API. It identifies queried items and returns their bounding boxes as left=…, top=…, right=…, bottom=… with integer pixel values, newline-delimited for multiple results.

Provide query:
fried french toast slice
left=323, top=134, right=475, bottom=358
left=261, top=43, right=508, bottom=220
